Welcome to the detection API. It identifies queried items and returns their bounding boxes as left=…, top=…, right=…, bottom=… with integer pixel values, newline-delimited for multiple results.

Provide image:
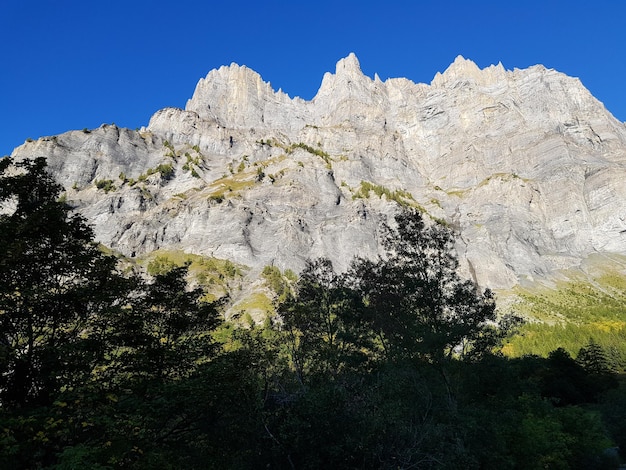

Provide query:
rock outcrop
left=9, top=54, right=626, bottom=290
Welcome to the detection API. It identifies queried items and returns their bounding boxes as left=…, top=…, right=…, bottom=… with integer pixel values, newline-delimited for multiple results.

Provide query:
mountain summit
left=10, top=54, right=626, bottom=290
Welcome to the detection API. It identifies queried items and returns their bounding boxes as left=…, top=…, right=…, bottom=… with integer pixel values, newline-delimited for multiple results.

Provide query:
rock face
left=9, top=54, right=626, bottom=290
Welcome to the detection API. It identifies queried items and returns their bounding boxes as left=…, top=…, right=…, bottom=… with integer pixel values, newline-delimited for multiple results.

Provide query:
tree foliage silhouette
left=0, top=159, right=620, bottom=469
left=0, top=157, right=126, bottom=407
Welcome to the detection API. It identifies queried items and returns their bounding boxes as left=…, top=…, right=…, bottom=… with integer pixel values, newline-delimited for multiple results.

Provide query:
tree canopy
left=0, top=157, right=622, bottom=469
left=0, top=157, right=125, bottom=408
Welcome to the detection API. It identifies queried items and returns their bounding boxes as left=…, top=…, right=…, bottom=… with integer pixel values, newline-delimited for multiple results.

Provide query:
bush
left=94, top=179, right=116, bottom=193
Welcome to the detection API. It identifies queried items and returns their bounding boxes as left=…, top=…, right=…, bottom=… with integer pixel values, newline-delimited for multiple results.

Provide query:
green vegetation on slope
left=141, top=250, right=243, bottom=302
left=502, top=269, right=626, bottom=368
left=352, top=180, right=418, bottom=207
left=258, top=138, right=333, bottom=168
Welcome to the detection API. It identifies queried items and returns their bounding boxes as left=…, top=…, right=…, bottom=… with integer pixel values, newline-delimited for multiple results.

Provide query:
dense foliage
left=503, top=275, right=626, bottom=368
left=1, top=158, right=624, bottom=469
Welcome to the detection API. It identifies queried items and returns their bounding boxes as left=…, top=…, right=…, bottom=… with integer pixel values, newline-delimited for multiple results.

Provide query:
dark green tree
left=351, top=208, right=500, bottom=363
left=576, top=339, right=618, bottom=401
left=279, top=259, right=371, bottom=383
left=62, top=266, right=224, bottom=469
left=577, top=339, right=614, bottom=375
left=269, top=208, right=514, bottom=468
left=540, top=347, right=589, bottom=406
left=106, top=265, right=221, bottom=387
left=0, top=157, right=126, bottom=408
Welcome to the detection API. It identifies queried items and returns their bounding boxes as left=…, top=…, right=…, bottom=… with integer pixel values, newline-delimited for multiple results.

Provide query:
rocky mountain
left=9, top=54, right=626, bottom=292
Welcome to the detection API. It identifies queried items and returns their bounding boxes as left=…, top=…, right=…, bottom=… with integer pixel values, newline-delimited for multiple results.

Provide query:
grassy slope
left=501, top=254, right=626, bottom=369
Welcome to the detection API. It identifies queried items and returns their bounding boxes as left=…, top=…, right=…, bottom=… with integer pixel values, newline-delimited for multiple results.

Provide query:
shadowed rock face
left=10, top=54, right=626, bottom=289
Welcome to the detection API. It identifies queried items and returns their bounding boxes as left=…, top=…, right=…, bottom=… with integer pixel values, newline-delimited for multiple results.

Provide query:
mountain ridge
left=9, top=54, right=626, bottom=291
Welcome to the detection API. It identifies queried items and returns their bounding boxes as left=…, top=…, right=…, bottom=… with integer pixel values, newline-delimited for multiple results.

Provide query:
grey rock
left=10, top=54, right=626, bottom=290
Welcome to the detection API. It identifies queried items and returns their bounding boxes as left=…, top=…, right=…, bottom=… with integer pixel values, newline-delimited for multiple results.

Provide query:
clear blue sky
left=2, top=0, right=625, bottom=156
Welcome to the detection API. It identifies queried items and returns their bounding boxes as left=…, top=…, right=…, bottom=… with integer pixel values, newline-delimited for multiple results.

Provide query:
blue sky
left=2, top=0, right=625, bottom=156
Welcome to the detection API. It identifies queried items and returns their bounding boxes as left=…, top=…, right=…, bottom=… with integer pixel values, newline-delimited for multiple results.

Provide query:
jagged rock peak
left=314, top=53, right=373, bottom=101
left=335, top=52, right=364, bottom=77
left=432, top=55, right=507, bottom=87
left=190, top=62, right=267, bottom=98
left=447, top=55, right=482, bottom=74
left=183, top=59, right=305, bottom=130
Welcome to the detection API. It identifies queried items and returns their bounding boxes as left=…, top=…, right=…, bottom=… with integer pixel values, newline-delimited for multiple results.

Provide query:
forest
left=1, top=157, right=625, bottom=469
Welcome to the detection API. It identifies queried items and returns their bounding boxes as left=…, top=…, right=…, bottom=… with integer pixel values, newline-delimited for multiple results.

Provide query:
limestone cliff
left=9, top=54, right=626, bottom=290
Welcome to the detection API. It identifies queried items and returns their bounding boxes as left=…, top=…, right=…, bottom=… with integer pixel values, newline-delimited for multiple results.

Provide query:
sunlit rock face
left=11, top=54, right=626, bottom=289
